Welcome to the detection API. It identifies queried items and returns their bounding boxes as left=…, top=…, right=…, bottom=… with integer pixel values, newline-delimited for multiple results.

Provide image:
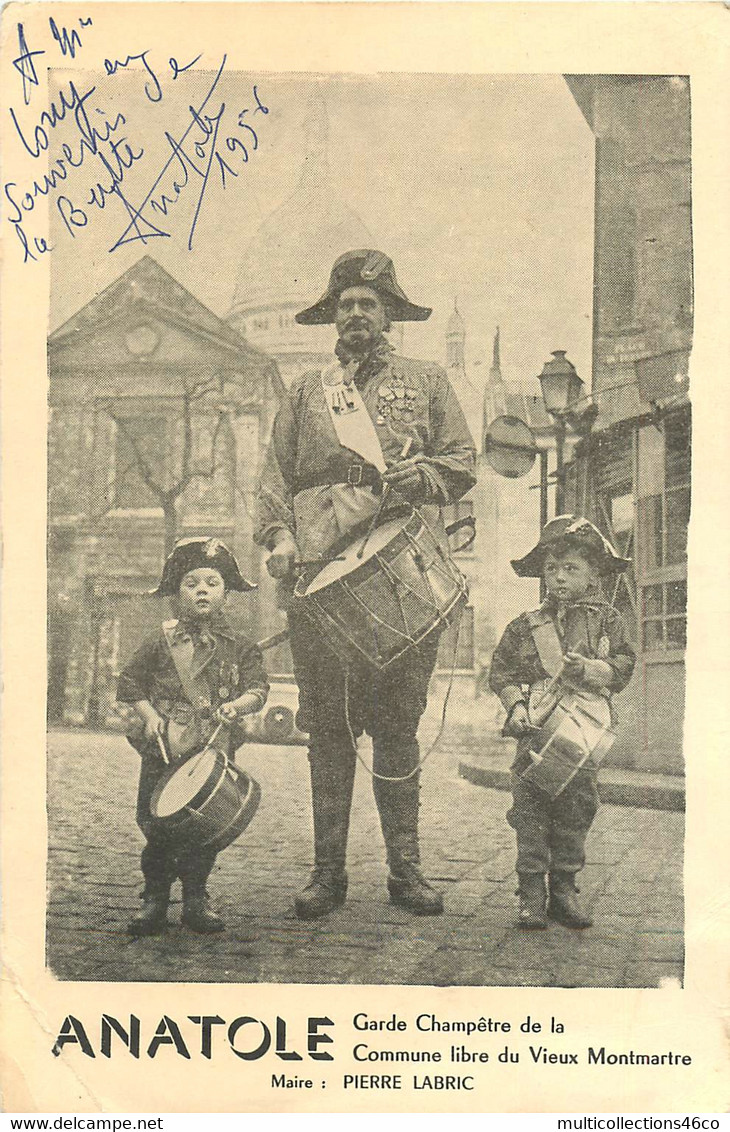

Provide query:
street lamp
left=538, top=350, right=585, bottom=515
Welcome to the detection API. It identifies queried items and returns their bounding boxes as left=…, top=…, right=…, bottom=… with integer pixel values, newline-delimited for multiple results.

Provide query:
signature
left=105, top=57, right=268, bottom=252
left=5, top=19, right=270, bottom=263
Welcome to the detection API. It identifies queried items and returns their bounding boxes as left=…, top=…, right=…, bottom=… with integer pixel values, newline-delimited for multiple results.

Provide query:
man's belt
left=293, top=463, right=382, bottom=495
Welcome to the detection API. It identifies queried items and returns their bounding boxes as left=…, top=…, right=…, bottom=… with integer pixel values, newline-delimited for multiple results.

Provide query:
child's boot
left=127, top=885, right=170, bottom=937
left=548, top=871, right=593, bottom=928
left=516, top=873, right=548, bottom=929
left=181, top=890, right=225, bottom=933
left=128, top=842, right=175, bottom=936
left=180, top=852, right=225, bottom=933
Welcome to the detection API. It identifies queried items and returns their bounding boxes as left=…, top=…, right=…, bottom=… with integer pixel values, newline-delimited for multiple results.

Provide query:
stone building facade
left=564, top=75, right=692, bottom=773
left=48, top=256, right=282, bottom=727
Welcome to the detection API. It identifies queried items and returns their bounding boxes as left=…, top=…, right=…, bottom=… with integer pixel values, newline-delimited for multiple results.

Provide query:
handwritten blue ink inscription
left=5, top=25, right=270, bottom=264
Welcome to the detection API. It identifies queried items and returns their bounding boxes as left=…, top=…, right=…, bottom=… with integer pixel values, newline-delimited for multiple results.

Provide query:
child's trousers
left=135, top=749, right=218, bottom=897
left=507, top=759, right=600, bottom=875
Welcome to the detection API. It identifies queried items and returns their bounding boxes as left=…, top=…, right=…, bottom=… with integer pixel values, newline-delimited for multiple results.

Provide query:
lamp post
left=538, top=350, right=586, bottom=517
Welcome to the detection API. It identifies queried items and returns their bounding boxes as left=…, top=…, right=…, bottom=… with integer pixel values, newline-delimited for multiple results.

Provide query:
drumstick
left=256, top=628, right=291, bottom=652
left=293, top=556, right=345, bottom=569
left=356, top=437, right=414, bottom=559
left=207, top=720, right=227, bottom=747
left=155, top=731, right=170, bottom=766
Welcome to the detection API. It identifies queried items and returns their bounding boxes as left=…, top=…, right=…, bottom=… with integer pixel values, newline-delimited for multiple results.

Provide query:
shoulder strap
left=525, top=609, right=564, bottom=679
left=161, top=621, right=212, bottom=710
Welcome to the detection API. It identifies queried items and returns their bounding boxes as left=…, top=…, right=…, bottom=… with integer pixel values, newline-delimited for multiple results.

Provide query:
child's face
left=177, top=567, right=226, bottom=620
left=543, top=550, right=596, bottom=602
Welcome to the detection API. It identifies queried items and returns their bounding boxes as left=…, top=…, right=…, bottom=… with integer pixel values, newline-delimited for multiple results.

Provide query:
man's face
left=335, top=286, right=388, bottom=353
left=543, top=550, right=596, bottom=603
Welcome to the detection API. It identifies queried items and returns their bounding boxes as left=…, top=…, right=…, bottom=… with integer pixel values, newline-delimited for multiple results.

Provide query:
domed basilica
left=226, top=100, right=403, bottom=387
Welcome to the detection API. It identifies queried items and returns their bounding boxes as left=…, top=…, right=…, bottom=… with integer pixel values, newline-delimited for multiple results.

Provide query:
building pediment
left=49, top=255, right=283, bottom=401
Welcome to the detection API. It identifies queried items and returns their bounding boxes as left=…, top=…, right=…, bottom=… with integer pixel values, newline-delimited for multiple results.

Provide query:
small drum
left=149, top=748, right=260, bottom=852
left=520, top=685, right=616, bottom=801
left=293, top=510, right=469, bottom=670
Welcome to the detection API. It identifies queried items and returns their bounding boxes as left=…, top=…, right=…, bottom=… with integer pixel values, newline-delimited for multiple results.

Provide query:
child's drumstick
left=155, top=731, right=170, bottom=766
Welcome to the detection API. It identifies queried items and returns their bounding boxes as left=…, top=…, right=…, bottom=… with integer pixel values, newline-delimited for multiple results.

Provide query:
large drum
left=293, top=510, right=469, bottom=670
left=149, top=748, right=260, bottom=852
left=519, top=684, right=616, bottom=801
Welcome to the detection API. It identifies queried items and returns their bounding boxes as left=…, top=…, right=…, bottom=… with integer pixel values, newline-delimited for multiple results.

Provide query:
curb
left=458, top=760, right=685, bottom=812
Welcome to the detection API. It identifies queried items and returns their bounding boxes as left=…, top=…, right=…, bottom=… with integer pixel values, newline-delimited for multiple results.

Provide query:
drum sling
left=160, top=621, right=222, bottom=761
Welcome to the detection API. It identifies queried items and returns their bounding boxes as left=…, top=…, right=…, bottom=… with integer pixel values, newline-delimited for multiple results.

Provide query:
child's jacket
left=117, top=612, right=269, bottom=754
left=489, top=594, right=636, bottom=721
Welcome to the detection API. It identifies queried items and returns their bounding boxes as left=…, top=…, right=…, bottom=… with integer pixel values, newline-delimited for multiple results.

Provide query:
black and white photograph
left=3, top=1, right=728, bottom=1117
left=43, top=64, right=689, bottom=988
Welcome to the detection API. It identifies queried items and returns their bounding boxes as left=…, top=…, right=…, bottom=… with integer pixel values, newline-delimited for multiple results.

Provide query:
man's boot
left=548, top=871, right=593, bottom=928
left=516, top=873, right=548, bottom=929
left=375, top=770, right=443, bottom=916
left=295, top=866, right=348, bottom=921
left=295, top=746, right=354, bottom=920
left=180, top=851, right=225, bottom=933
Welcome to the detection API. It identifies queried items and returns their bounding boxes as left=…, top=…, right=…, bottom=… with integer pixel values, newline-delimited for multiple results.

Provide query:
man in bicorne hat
left=256, top=250, right=476, bottom=919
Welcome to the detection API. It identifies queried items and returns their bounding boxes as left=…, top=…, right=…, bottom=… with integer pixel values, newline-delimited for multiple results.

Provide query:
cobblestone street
left=47, top=730, right=684, bottom=987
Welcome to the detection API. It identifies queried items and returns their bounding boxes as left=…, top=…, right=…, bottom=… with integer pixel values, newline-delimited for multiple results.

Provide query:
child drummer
left=117, top=538, right=269, bottom=938
left=489, top=516, right=635, bottom=930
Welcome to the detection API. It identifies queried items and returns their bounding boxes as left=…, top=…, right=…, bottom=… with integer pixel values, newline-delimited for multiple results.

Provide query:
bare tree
left=96, top=375, right=234, bottom=556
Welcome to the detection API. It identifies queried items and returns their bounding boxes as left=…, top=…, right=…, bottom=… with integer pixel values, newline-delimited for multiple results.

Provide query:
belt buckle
left=347, top=464, right=364, bottom=486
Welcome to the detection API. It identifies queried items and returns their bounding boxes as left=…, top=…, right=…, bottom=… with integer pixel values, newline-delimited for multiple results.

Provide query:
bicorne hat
left=295, top=249, right=432, bottom=326
left=511, top=515, right=632, bottom=578
left=151, top=538, right=256, bottom=597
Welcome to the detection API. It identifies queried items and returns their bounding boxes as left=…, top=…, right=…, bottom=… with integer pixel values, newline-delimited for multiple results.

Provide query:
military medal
left=377, top=377, right=420, bottom=423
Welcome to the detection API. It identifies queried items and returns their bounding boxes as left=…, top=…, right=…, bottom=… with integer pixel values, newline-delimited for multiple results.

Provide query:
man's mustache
left=344, top=318, right=371, bottom=331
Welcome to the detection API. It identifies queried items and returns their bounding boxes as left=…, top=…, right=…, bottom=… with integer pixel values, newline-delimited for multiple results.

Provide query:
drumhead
left=305, top=516, right=414, bottom=593
left=153, top=749, right=219, bottom=817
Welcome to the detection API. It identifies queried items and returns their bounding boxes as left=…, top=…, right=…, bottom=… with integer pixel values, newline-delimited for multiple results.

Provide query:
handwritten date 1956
left=56, top=57, right=268, bottom=253
left=100, top=56, right=269, bottom=252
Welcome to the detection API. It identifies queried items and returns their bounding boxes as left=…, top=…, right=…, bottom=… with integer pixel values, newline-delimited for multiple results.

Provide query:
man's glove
left=382, top=458, right=430, bottom=505
left=503, top=701, right=532, bottom=738
left=266, top=531, right=299, bottom=579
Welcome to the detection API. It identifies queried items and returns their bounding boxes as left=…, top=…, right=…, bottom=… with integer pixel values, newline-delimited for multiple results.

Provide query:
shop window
left=637, top=408, right=690, bottom=655
left=642, top=579, right=687, bottom=651
left=638, top=411, right=690, bottom=573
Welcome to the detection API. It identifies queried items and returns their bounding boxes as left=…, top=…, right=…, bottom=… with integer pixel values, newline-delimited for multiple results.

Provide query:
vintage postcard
left=1, top=0, right=729, bottom=1115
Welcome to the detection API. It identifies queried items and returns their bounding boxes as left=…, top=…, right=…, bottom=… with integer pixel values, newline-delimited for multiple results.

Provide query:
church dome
left=229, top=101, right=372, bottom=318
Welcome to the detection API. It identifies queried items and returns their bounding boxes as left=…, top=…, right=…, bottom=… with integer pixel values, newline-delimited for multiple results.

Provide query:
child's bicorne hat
left=151, top=538, right=257, bottom=597
left=511, top=515, right=632, bottom=578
